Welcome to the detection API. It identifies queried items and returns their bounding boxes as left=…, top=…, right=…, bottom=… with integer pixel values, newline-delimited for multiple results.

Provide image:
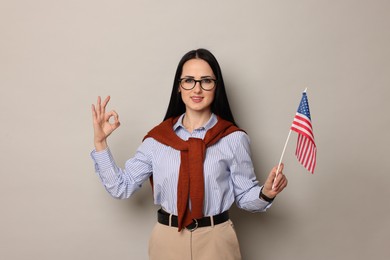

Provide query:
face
left=179, top=59, right=216, bottom=114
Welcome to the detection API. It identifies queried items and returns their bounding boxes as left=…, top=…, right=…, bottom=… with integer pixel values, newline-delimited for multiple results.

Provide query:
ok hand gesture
left=91, top=96, right=120, bottom=151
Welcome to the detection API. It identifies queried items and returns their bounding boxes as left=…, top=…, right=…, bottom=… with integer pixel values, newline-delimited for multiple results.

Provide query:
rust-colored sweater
left=144, top=116, right=242, bottom=231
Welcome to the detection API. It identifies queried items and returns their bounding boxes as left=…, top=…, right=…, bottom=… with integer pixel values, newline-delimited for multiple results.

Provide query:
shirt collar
left=173, top=113, right=218, bottom=131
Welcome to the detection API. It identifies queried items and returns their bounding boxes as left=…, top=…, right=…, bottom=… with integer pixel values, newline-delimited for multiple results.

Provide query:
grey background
left=1, top=0, right=389, bottom=259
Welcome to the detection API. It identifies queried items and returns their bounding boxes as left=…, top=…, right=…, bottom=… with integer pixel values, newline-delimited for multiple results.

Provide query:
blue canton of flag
left=290, top=92, right=317, bottom=173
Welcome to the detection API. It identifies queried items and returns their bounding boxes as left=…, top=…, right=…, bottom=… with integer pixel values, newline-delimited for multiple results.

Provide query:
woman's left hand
left=261, top=163, right=288, bottom=199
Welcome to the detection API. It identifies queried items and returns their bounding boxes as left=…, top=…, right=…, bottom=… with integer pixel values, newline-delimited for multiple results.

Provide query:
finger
left=111, top=111, right=121, bottom=129
left=270, top=165, right=281, bottom=188
left=274, top=174, right=288, bottom=191
left=113, top=110, right=119, bottom=123
left=91, top=104, right=97, bottom=121
left=268, top=173, right=281, bottom=192
left=110, top=110, right=120, bottom=125
left=281, top=177, right=288, bottom=189
left=265, top=170, right=276, bottom=187
left=95, top=96, right=101, bottom=116
left=105, top=110, right=120, bottom=125
left=275, top=179, right=287, bottom=193
left=275, top=163, right=284, bottom=176
left=101, top=96, right=111, bottom=114
left=272, top=177, right=279, bottom=190
left=279, top=163, right=284, bottom=172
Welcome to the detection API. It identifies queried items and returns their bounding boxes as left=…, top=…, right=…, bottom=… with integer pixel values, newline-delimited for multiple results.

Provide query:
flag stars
left=291, top=92, right=316, bottom=174
left=298, top=94, right=311, bottom=120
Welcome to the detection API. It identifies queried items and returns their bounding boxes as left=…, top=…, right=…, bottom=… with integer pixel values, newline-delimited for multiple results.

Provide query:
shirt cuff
left=90, top=147, right=116, bottom=172
left=239, top=185, right=272, bottom=212
left=253, top=185, right=273, bottom=210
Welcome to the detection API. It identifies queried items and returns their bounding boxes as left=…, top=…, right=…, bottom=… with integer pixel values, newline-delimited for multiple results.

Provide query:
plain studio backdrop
left=1, top=0, right=389, bottom=259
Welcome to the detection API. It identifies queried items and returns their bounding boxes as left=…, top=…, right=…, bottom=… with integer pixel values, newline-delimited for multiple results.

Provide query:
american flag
left=290, top=92, right=316, bottom=173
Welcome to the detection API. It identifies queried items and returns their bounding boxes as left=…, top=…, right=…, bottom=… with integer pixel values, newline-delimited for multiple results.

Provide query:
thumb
left=265, top=169, right=277, bottom=189
left=265, top=164, right=284, bottom=189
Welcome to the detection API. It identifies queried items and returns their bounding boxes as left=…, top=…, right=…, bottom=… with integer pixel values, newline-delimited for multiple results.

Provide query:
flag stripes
left=290, top=92, right=316, bottom=174
left=295, top=135, right=316, bottom=173
left=291, top=114, right=315, bottom=143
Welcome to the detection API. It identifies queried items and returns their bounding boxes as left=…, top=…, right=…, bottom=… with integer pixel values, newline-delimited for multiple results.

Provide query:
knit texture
left=144, top=116, right=243, bottom=231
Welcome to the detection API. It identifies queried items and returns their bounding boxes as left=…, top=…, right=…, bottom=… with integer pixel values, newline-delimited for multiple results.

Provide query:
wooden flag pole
left=273, top=88, right=307, bottom=188
left=275, top=129, right=292, bottom=178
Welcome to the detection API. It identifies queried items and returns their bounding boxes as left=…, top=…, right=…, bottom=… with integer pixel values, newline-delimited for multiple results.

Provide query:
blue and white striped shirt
left=91, top=113, right=271, bottom=216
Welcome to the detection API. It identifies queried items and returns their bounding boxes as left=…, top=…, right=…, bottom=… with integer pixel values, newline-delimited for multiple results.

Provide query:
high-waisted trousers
left=148, top=219, right=242, bottom=260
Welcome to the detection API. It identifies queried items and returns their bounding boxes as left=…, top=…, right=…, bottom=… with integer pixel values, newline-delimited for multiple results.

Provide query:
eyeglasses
left=179, top=78, right=217, bottom=91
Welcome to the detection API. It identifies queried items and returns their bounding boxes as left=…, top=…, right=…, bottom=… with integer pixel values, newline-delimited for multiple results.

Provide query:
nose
left=193, top=81, right=202, bottom=92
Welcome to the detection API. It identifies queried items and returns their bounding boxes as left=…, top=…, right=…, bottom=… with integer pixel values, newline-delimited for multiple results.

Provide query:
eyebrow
left=182, top=75, right=214, bottom=79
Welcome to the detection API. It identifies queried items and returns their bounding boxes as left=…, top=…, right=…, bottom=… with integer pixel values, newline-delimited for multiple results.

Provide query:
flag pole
left=273, top=88, right=307, bottom=186
left=275, top=130, right=292, bottom=178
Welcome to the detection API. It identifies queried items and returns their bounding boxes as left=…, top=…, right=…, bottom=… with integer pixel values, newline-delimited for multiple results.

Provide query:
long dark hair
left=163, top=48, right=237, bottom=126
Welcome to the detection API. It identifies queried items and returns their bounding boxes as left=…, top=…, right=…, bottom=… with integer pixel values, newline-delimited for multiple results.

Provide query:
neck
left=182, top=111, right=212, bottom=133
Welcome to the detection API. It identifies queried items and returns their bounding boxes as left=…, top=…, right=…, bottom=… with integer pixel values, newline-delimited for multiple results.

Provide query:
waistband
left=157, top=209, right=229, bottom=232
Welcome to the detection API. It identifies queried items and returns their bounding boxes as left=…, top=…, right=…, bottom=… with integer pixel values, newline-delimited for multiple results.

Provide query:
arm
left=91, top=141, right=153, bottom=199
left=90, top=96, right=152, bottom=199
left=230, top=133, right=287, bottom=211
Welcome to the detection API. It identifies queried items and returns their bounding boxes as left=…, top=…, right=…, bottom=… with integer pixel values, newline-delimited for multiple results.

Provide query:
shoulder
left=143, top=118, right=175, bottom=140
left=224, top=129, right=249, bottom=140
left=142, top=136, right=176, bottom=150
left=217, top=130, right=251, bottom=152
left=142, top=136, right=168, bottom=148
left=224, top=130, right=250, bottom=144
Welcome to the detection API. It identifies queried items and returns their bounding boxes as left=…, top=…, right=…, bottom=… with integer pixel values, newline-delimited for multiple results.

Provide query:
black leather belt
left=157, top=209, right=229, bottom=231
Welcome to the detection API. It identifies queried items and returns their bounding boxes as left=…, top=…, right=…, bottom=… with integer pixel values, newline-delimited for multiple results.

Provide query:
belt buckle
left=186, top=219, right=198, bottom=232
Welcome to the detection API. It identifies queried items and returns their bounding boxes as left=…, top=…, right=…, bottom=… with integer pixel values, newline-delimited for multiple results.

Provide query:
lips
left=191, top=96, right=203, bottom=103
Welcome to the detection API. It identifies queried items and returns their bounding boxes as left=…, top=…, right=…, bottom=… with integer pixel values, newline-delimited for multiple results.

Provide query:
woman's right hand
left=92, top=96, right=120, bottom=151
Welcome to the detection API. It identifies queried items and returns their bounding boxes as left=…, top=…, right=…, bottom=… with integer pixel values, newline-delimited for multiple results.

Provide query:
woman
left=91, top=48, right=288, bottom=260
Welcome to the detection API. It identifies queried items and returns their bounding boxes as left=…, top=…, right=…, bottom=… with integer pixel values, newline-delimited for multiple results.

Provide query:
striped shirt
left=91, top=113, right=271, bottom=216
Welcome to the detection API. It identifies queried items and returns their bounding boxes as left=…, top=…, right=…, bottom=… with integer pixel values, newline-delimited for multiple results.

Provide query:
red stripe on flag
left=290, top=93, right=316, bottom=173
left=295, top=128, right=316, bottom=174
left=291, top=118, right=313, bottom=137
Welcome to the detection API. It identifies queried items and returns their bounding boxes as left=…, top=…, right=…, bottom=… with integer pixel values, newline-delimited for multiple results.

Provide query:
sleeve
left=229, top=132, right=272, bottom=212
left=90, top=138, right=154, bottom=199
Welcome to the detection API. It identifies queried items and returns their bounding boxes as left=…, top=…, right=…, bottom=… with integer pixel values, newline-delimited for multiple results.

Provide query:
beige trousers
left=148, top=219, right=242, bottom=260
